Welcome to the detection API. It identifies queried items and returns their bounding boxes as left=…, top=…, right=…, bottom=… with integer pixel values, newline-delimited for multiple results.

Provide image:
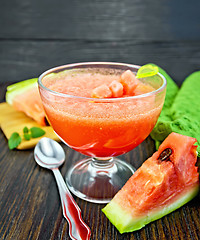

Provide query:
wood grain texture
left=0, top=84, right=200, bottom=240
left=0, top=40, right=200, bottom=85
left=1, top=0, right=200, bottom=238
left=0, top=0, right=200, bottom=84
left=1, top=0, right=200, bottom=41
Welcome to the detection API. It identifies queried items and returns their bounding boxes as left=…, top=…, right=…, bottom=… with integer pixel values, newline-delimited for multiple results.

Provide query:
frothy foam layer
left=43, top=68, right=125, bottom=98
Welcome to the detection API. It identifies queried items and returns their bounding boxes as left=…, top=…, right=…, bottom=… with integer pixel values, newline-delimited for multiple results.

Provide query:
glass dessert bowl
left=38, top=62, right=166, bottom=203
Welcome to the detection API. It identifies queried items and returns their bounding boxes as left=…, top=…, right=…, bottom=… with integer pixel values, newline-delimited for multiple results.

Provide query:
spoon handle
left=52, top=168, right=91, bottom=240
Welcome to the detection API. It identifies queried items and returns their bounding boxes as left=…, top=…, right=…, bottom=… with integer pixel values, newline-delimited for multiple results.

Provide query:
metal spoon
left=34, top=137, right=91, bottom=240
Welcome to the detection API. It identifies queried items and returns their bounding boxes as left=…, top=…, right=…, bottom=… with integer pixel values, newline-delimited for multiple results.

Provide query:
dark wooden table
left=0, top=82, right=200, bottom=240
left=1, top=0, right=200, bottom=239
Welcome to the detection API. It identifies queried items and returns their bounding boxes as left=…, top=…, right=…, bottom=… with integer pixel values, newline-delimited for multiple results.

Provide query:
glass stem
left=91, top=157, right=114, bottom=169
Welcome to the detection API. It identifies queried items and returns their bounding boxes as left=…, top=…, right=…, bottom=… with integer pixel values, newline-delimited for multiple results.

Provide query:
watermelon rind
left=6, top=78, right=38, bottom=105
left=102, top=184, right=199, bottom=233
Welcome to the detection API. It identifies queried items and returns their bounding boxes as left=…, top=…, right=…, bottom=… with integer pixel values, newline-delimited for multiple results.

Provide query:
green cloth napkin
left=150, top=66, right=200, bottom=156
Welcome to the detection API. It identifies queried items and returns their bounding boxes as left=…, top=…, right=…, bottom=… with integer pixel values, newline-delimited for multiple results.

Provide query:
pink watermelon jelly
left=39, top=67, right=165, bottom=157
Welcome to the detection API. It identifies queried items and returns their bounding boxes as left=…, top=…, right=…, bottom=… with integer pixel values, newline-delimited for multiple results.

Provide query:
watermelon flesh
left=120, top=69, right=139, bottom=95
left=102, top=132, right=199, bottom=233
left=91, top=70, right=141, bottom=98
left=6, top=79, right=47, bottom=126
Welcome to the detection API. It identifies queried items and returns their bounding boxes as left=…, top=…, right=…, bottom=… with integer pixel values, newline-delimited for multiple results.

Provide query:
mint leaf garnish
left=8, top=132, right=22, bottom=150
left=8, top=126, right=46, bottom=150
left=24, top=133, right=31, bottom=140
left=23, top=126, right=29, bottom=134
left=136, top=64, right=159, bottom=79
left=30, top=127, right=45, bottom=138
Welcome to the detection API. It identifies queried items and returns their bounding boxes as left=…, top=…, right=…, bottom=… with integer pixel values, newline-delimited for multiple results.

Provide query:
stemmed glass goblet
left=38, top=62, right=166, bottom=204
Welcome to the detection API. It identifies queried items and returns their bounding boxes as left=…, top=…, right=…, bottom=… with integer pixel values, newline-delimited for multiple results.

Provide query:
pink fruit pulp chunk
left=114, top=132, right=199, bottom=215
left=91, top=84, right=112, bottom=98
left=120, top=70, right=139, bottom=95
left=109, top=80, right=123, bottom=98
left=90, top=70, right=154, bottom=99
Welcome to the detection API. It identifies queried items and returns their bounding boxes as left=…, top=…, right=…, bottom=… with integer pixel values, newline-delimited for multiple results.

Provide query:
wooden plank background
left=1, top=1, right=200, bottom=239
left=0, top=0, right=200, bottom=85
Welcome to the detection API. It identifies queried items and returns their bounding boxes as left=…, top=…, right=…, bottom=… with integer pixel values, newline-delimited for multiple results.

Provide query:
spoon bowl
left=34, top=137, right=65, bottom=169
left=34, top=137, right=91, bottom=240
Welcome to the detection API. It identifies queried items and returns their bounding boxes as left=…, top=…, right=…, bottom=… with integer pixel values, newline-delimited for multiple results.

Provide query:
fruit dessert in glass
left=38, top=62, right=166, bottom=203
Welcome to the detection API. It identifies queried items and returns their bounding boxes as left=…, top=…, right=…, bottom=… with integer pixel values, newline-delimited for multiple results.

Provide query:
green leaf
left=8, top=132, right=22, bottom=150
left=24, top=133, right=31, bottom=140
left=30, top=127, right=45, bottom=138
left=136, top=64, right=159, bottom=78
left=197, top=149, right=200, bottom=158
left=23, top=126, right=29, bottom=134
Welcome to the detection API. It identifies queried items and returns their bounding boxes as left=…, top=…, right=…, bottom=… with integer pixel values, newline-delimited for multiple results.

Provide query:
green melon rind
left=102, top=184, right=199, bottom=234
left=6, top=78, right=38, bottom=105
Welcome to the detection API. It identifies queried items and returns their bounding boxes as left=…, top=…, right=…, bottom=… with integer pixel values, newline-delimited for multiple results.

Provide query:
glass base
left=65, top=157, right=135, bottom=204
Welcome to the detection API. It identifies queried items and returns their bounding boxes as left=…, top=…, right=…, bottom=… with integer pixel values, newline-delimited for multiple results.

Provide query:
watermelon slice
left=6, top=79, right=47, bottom=126
left=102, top=132, right=199, bottom=233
